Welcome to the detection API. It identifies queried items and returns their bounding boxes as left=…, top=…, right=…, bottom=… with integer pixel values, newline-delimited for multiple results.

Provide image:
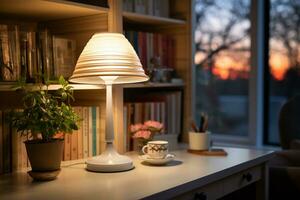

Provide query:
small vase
left=136, top=139, right=150, bottom=155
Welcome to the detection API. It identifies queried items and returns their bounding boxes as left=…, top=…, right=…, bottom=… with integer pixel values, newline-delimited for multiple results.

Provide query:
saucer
left=139, top=154, right=175, bottom=165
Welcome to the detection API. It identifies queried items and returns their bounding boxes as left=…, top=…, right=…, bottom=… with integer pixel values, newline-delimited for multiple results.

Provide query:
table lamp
left=69, top=33, right=149, bottom=172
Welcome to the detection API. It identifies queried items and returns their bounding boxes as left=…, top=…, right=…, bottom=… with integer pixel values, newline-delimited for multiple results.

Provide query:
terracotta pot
left=25, top=139, right=64, bottom=172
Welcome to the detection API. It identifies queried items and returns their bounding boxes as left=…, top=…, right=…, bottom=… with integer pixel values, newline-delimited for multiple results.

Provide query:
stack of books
left=124, top=30, right=175, bottom=72
left=123, top=0, right=169, bottom=17
left=0, top=24, right=76, bottom=83
left=124, top=91, right=182, bottom=151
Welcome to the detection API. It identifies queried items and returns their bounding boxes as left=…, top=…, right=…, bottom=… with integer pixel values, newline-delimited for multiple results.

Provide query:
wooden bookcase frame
left=0, top=0, right=193, bottom=155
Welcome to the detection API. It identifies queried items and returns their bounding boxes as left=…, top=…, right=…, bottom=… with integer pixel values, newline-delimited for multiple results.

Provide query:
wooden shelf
left=0, top=0, right=109, bottom=21
left=0, top=83, right=104, bottom=91
left=123, top=11, right=186, bottom=26
left=0, top=82, right=185, bottom=91
left=123, top=82, right=184, bottom=89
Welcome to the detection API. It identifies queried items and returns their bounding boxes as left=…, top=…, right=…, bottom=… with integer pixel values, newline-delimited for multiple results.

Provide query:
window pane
left=195, top=0, right=251, bottom=136
left=267, top=0, right=300, bottom=144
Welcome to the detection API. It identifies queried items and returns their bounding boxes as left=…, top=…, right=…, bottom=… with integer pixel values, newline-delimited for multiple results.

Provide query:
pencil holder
left=188, top=131, right=211, bottom=150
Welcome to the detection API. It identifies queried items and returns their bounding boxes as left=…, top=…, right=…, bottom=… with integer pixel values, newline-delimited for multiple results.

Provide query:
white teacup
left=142, top=140, right=168, bottom=159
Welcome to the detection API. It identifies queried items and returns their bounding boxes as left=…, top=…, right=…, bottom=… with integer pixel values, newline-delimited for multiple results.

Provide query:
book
left=8, top=25, right=20, bottom=81
left=63, top=134, right=71, bottom=161
left=39, top=30, right=54, bottom=81
left=82, top=107, right=89, bottom=158
left=76, top=107, right=83, bottom=159
left=0, top=111, right=3, bottom=174
left=146, top=0, right=154, bottom=15
left=125, top=31, right=175, bottom=72
left=21, top=134, right=28, bottom=170
left=100, top=103, right=106, bottom=153
left=2, top=111, right=11, bottom=173
left=0, top=25, right=13, bottom=81
left=70, top=106, right=78, bottom=160
left=91, top=106, right=97, bottom=156
left=123, top=0, right=134, bottom=12
left=71, top=131, right=78, bottom=160
left=11, top=127, right=19, bottom=171
left=96, top=106, right=100, bottom=155
left=134, top=0, right=146, bottom=14
left=88, top=107, right=93, bottom=157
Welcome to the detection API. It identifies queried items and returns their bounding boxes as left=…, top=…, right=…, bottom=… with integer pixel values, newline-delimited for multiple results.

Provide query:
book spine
left=123, top=105, right=128, bottom=151
left=21, top=135, right=28, bottom=170
left=92, top=106, right=97, bottom=156
left=100, top=103, right=106, bottom=153
left=70, top=107, right=78, bottom=160
left=71, top=130, right=78, bottom=160
left=153, top=0, right=160, bottom=16
left=176, top=92, right=182, bottom=135
left=147, top=0, right=154, bottom=15
left=2, top=111, right=11, bottom=173
left=11, top=126, right=19, bottom=172
left=77, top=107, right=83, bottom=159
left=28, top=31, right=37, bottom=82
left=8, top=25, right=20, bottom=81
left=0, top=24, right=13, bottom=81
left=96, top=106, right=100, bottom=155
left=0, top=111, right=3, bottom=174
left=88, top=107, right=93, bottom=157
left=82, top=107, right=89, bottom=158
left=52, top=36, right=76, bottom=79
left=63, top=134, right=71, bottom=161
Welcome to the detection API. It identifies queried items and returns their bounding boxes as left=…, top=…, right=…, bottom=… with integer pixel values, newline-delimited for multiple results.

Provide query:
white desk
left=0, top=147, right=274, bottom=200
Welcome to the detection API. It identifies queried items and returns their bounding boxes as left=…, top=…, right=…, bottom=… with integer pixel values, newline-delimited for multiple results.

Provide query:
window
left=266, top=0, right=300, bottom=145
left=195, top=0, right=251, bottom=136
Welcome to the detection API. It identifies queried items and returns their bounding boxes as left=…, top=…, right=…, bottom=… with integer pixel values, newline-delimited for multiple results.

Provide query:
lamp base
left=86, top=144, right=134, bottom=172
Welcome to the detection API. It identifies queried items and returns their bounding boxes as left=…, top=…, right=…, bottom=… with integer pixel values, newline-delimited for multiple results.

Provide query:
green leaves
left=10, top=76, right=79, bottom=142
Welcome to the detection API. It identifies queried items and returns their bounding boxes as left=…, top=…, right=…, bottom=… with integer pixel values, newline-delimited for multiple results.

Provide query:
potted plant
left=9, top=76, right=79, bottom=181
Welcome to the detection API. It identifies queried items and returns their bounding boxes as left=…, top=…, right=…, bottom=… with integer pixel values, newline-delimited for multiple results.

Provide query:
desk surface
left=0, top=147, right=273, bottom=200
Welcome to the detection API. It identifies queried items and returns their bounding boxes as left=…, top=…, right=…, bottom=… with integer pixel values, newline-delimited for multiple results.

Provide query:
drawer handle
left=194, top=192, right=207, bottom=200
left=242, top=172, right=253, bottom=182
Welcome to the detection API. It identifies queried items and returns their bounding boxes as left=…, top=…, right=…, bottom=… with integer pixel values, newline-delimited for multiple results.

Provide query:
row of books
left=123, top=0, right=169, bottom=18
left=124, top=31, right=175, bottom=72
left=0, top=106, right=105, bottom=174
left=63, top=106, right=105, bottom=162
left=124, top=91, right=182, bottom=151
left=0, top=24, right=76, bottom=83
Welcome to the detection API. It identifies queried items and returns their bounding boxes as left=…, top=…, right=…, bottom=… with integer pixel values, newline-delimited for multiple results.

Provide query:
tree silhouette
left=270, top=0, right=300, bottom=68
left=195, top=0, right=250, bottom=79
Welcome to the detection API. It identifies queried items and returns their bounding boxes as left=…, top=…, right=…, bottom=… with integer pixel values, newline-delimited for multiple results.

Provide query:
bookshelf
left=0, top=0, right=193, bottom=173
left=0, top=0, right=109, bottom=21
left=123, top=11, right=186, bottom=25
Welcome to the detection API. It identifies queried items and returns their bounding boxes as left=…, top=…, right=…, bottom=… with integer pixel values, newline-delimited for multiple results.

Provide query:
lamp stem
left=106, top=84, right=114, bottom=143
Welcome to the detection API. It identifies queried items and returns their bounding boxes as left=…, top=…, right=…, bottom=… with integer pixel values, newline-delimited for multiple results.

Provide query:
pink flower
left=130, top=121, right=164, bottom=140
left=130, top=123, right=143, bottom=133
left=132, top=130, right=152, bottom=139
left=144, top=120, right=163, bottom=131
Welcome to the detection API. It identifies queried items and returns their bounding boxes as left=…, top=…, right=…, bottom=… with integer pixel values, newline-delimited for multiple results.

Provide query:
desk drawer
left=176, top=181, right=223, bottom=200
left=222, top=165, right=262, bottom=196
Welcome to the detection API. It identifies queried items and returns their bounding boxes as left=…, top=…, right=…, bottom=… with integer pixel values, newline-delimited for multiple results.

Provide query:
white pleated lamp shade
left=69, top=33, right=149, bottom=84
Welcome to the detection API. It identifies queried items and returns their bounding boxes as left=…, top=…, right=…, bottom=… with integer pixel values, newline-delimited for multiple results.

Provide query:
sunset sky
left=195, top=51, right=290, bottom=81
left=194, top=0, right=298, bottom=81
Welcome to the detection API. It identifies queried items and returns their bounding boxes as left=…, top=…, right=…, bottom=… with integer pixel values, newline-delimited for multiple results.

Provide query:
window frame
left=192, top=0, right=269, bottom=147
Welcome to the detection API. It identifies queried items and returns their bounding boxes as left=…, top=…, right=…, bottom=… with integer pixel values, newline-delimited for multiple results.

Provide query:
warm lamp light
left=69, top=33, right=149, bottom=172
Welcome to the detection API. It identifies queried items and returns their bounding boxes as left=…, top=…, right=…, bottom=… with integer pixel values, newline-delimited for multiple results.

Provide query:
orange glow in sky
left=195, top=50, right=291, bottom=80
left=195, top=52, right=290, bottom=80
left=269, top=53, right=289, bottom=80
left=213, top=56, right=249, bottom=80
